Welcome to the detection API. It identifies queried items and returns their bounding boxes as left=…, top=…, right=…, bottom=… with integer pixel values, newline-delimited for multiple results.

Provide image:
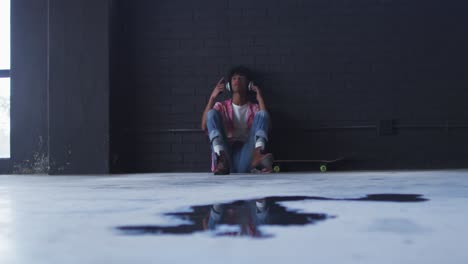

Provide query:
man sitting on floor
left=201, top=66, right=273, bottom=175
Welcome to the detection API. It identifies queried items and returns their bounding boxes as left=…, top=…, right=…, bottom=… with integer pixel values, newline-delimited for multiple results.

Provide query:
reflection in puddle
left=116, top=194, right=428, bottom=238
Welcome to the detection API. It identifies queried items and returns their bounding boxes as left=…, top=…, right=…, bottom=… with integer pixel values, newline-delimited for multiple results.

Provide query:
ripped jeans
left=206, top=109, right=269, bottom=173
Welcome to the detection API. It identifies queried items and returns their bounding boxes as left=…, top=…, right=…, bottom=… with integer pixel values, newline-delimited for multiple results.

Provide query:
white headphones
left=225, top=81, right=254, bottom=92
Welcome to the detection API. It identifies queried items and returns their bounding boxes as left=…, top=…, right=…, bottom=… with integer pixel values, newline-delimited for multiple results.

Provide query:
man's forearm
left=201, top=96, right=216, bottom=130
left=257, top=98, right=267, bottom=111
left=257, top=97, right=271, bottom=129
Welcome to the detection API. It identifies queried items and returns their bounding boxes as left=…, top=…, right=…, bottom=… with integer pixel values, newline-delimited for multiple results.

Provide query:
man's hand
left=210, top=77, right=226, bottom=100
left=251, top=84, right=267, bottom=111
left=201, top=77, right=225, bottom=130
left=251, top=84, right=263, bottom=102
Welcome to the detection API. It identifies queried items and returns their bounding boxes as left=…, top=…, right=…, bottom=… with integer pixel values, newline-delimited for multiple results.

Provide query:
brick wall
left=111, top=0, right=468, bottom=172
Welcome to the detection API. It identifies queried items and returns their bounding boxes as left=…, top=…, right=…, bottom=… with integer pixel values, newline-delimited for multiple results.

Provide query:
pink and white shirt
left=212, top=99, right=260, bottom=143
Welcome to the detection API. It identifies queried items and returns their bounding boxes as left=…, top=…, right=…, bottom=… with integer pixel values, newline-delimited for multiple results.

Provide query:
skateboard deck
left=273, top=157, right=345, bottom=172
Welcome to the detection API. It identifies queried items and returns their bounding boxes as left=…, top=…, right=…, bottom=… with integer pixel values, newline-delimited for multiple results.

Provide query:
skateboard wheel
left=320, top=165, right=327, bottom=172
left=273, top=165, right=280, bottom=172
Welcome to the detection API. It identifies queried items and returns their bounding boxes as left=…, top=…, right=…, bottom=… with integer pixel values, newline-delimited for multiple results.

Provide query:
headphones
left=225, top=80, right=254, bottom=93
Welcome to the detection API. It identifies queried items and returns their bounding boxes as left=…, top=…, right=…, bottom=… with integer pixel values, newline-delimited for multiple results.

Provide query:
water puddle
left=116, top=194, right=428, bottom=238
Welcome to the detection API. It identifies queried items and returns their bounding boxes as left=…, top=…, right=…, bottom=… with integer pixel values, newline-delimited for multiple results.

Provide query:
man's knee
left=255, top=110, right=269, bottom=119
left=207, top=109, right=220, bottom=121
left=254, top=110, right=269, bottom=122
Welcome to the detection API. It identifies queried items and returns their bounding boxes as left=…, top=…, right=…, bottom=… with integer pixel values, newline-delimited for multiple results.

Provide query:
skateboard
left=272, top=157, right=345, bottom=172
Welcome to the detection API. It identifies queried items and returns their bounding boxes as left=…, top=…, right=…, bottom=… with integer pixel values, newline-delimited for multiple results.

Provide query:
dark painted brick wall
left=111, top=0, right=468, bottom=172
left=11, top=0, right=49, bottom=173
left=10, top=0, right=111, bottom=174
left=48, top=0, right=110, bottom=174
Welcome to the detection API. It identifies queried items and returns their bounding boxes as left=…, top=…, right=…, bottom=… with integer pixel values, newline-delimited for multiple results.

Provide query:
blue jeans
left=206, top=109, right=270, bottom=173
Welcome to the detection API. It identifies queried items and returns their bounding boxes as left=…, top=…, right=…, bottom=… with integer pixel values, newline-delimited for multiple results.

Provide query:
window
left=0, top=0, right=10, bottom=158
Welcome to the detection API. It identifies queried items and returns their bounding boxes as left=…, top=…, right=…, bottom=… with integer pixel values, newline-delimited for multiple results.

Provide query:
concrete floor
left=1, top=170, right=468, bottom=264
